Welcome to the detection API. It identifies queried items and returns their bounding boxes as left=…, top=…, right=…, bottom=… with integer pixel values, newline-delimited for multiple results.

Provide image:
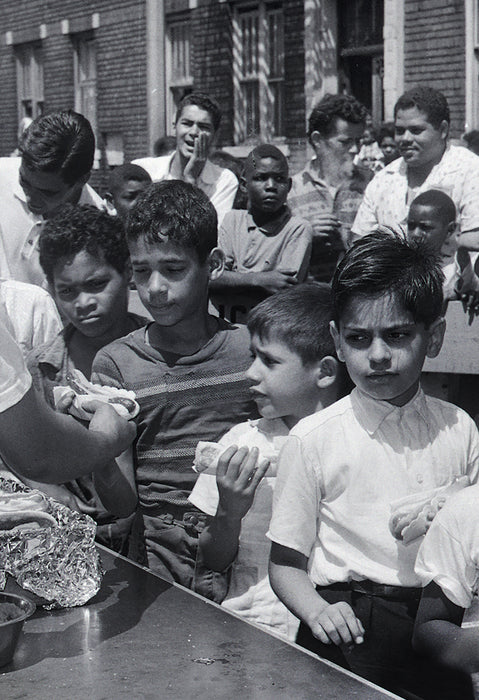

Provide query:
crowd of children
left=3, top=85, right=479, bottom=700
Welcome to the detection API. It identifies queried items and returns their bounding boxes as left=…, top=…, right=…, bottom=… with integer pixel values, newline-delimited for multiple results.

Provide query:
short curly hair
left=307, top=94, right=369, bottom=141
left=175, top=92, right=222, bottom=133
left=39, top=204, right=129, bottom=284
left=394, top=87, right=449, bottom=129
left=126, top=180, right=217, bottom=264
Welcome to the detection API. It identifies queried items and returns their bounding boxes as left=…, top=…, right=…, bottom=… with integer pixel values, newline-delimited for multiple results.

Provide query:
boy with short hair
left=189, top=283, right=344, bottom=640
left=407, top=189, right=458, bottom=300
left=26, top=203, right=146, bottom=549
left=210, top=144, right=312, bottom=324
left=133, top=92, right=238, bottom=224
left=92, top=180, right=256, bottom=591
left=106, top=164, right=152, bottom=221
left=268, top=232, right=479, bottom=698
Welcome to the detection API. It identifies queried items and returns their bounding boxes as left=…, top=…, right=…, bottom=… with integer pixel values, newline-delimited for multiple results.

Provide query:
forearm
left=414, top=620, right=479, bottom=674
left=93, top=447, right=137, bottom=518
left=456, top=229, right=479, bottom=251
left=269, top=558, right=327, bottom=626
left=0, top=387, right=128, bottom=483
left=199, top=507, right=242, bottom=572
left=210, top=270, right=262, bottom=293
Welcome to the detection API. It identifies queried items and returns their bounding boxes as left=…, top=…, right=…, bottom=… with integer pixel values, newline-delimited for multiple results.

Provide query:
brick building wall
left=403, top=0, right=466, bottom=137
left=0, top=0, right=148, bottom=193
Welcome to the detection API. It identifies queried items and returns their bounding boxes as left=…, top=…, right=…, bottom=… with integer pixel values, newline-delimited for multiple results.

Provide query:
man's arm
left=413, top=581, right=479, bottom=674
left=93, top=447, right=137, bottom=518
left=210, top=269, right=298, bottom=295
left=269, top=542, right=364, bottom=646
left=0, top=386, right=136, bottom=484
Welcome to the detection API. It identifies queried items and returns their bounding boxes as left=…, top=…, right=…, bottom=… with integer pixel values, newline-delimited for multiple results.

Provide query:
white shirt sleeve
left=0, top=313, right=32, bottom=412
left=351, top=177, right=381, bottom=237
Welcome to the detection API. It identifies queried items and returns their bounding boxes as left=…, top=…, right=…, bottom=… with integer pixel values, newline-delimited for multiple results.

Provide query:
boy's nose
left=349, top=142, right=359, bottom=156
left=75, top=292, right=96, bottom=311
left=148, top=271, right=168, bottom=296
left=245, top=359, right=261, bottom=383
left=368, top=337, right=392, bottom=364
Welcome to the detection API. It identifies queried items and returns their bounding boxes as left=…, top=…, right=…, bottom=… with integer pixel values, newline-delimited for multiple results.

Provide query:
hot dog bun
left=193, top=441, right=278, bottom=476
left=0, top=490, right=56, bottom=532
left=53, top=369, right=139, bottom=421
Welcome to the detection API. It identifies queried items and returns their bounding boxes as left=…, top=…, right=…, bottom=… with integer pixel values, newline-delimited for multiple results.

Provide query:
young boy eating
left=210, top=144, right=312, bottom=324
left=189, top=283, right=345, bottom=640
left=26, top=203, right=146, bottom=549
left=92, top=180, right=256, bottom=592
left=268, top=231, right=479, bottom=698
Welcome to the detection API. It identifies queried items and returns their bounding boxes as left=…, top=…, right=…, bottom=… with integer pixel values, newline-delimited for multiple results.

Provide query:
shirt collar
left=350, top=385, right=428, bottom=435
left=246, top=206, right=291, bottom=234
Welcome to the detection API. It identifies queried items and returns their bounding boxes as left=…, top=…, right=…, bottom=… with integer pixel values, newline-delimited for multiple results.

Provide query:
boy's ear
left=426, top=317, right=446, bottom=358
left=317, top=356, right=340, bottom=388
left=447, top=220, right=457, bottom=236
left=329, top=321, right=345, bottom=362
left=239, top=176, right=248, bottom=195
left=310, top=131, right=323, bottom=151
left=208, top=247, right=225, bottom=281
left=287, top=177, right=292, bottom=193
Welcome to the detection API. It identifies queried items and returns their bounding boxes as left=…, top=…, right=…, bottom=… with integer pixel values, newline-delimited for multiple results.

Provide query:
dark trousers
left=296, top=581, right=472, bottom=700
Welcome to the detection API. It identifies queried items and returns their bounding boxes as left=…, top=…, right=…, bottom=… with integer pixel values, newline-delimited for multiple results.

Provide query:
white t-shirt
left=189, top=417, right=300, bottom=641
left=133, top=153, right=238, bottom=225
left=268, top=388, right=479, bottom=588
left=0, top=279, right=62, bottom=356
left=415, top=484, right=479, bottom=608
left=0, top=309, right=32, bottom=413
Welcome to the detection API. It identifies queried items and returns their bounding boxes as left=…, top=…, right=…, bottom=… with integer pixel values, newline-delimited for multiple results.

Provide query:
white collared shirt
left=0, top=305, right=31, bottom=413
left=268, top=387, right=479, bottom=588
left=0, top=158, right=107, bottom=288
left=352, top=144, right=479, bottom=258
left=133, top=153, right=238, bottom=225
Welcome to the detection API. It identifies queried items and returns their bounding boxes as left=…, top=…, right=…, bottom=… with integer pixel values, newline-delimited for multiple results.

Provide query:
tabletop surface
left=1, top=547, right=400, bottom=700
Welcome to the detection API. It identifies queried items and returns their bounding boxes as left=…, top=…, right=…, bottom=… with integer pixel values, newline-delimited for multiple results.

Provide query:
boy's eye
left=388, top=330, right=410, bottom=341
left=56, top=287, right=74, bottom=300
left=86, top=279, right=108, bottom=291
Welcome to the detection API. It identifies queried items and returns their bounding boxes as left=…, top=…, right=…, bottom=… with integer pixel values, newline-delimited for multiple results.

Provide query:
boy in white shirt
left=189, top=283, right=345, bottom=641
left=268, top=231, right=479, bottom=698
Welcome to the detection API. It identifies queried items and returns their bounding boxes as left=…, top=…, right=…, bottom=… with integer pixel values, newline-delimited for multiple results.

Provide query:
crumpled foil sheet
left=0, top=478, right=103, bottom=609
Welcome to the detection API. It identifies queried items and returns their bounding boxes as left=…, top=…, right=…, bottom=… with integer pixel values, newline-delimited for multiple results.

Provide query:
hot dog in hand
left=53, top=369, right=139, bottom=421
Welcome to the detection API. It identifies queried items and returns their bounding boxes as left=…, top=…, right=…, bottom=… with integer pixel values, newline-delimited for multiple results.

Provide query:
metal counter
left=2, top=546, right=399, bottom=699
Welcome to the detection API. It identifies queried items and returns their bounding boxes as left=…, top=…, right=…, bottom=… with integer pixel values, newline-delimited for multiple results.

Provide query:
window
left=233, top=3, right=285, bottom=143
left=465, top=0, right=479, bottom=130
left=166, top=16, right=193, bottom=132
left=73, top=34, right=97, bottom=136
left=15, top=43, right=44, bottom=126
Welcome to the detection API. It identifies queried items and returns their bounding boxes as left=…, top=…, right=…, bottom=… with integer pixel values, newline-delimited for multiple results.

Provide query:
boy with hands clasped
left=268, top=232, right=479, bottom=698
left=189, top=283, right=344, bottom=640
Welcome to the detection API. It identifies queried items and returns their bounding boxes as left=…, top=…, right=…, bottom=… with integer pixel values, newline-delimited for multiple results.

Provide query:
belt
left=319, top=579, right=422, bottom=601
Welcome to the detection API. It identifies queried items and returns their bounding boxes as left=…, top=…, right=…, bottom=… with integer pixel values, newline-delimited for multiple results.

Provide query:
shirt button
left=28, top=239, right=33, bottom=245
left=417, top=474, right=424, bottom=484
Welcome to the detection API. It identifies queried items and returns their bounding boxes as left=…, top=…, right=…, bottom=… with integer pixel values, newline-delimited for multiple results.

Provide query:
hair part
left=19, top=110, right=95, bottom=185
left=307, top=93, right=369, bottom=141
left=126, top=180, right=218, bottom=264
left=244, top=144, right=289, bottom=179
left=108, top=163, right=152, bottom=193
left=331, top=230, right=445, bottom=327
left=175, top=92, right=222, bottom=132
left=39, top=204, right=129, bottom=283
left=410, top=189, right=456, bottom=224
left=394, top=86, right=450, bottom=129
left=247, top=283, right=336, bottom=365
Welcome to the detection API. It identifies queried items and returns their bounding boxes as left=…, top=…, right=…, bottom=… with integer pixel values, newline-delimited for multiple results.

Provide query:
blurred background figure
left=106, top=163, right=152, bottom=221
left=153, top=135, right=176, bottom=157
left=378, top=121, right=400, bottom=165
left=463, top=130, right=479, bottom=157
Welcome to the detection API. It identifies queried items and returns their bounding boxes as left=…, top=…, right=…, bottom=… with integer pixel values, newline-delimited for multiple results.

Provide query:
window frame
left=15, top=42, right=44, bottom=126
left=165, top=13, right=193, bottom=135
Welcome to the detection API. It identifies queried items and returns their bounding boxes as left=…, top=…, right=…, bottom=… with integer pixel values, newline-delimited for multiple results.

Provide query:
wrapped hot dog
left=53, top=368, right=139, bottom=421
left=389, top=476, right=470, bottom=544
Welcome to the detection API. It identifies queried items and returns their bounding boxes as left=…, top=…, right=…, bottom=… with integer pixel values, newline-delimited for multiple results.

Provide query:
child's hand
left=308, top=600, right=365, bottom=647
left=257, top=270, right=298, bottom=294
left=215, top=445, right=270, bottom=522
left=184, top=133, right=208, bottom=183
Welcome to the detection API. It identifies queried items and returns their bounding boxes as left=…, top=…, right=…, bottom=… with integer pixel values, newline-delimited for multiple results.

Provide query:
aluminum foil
left=0, top=478, right=103, bottom=609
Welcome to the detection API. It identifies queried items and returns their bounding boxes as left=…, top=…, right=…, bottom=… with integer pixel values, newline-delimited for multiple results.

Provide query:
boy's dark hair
left=19, top=110, right=95, bottom=185
left=175, top=92, right=222, bottom=132
left=332, top=231, right=444, bottom=328
left=108, top=163, right=152, bottom=193
left=394, top=87, right=449, bottom=130
left=244, top=144, right=289, bottom=179
left=307, top=94, right=369, bottom=141
left=410, top=189, right=456, bottom=225
left=126, top=180, right=218, bottom=264
left=378, top=121, right=396, bottom=143
left=39, top=204, right=129, bottom=284
left=247, top=283, right=336, bottom=365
